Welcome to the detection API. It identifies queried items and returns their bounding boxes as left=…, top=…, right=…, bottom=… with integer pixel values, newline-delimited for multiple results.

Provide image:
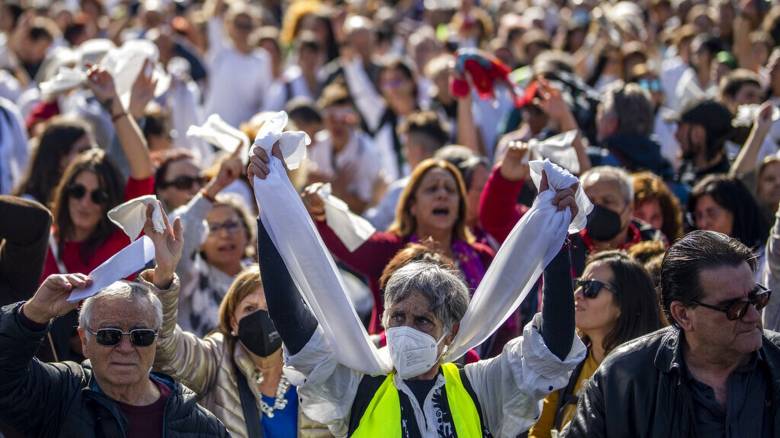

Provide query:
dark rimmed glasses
left=575, top=279, right=618, bottom=299
left=87, top=328, right=158, bottom=347
left=691, top=284, right=772, bottom=321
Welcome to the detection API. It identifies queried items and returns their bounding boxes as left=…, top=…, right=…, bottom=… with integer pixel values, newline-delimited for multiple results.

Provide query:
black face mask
left=237, top=309, right=282, bottom=357
left=586, top=204, right=623, bottom=242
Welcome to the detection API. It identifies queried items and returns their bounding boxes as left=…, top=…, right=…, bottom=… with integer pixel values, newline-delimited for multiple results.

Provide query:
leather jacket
left=563, top=327, right=780, bottom=438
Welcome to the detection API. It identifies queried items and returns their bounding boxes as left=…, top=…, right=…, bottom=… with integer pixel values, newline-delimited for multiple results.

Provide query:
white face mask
left=386, top=326, right=448, bottom=379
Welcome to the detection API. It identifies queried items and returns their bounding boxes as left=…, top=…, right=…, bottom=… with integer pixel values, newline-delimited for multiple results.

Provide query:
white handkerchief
left=735, top=104, right=780, bottom=127
left=39, top=66, right=87, bottom=98
left=252, top=111, right=310, bottom=170
left=525, top=130, right=580, bottom=174
left=108, top=195, right=165, bottom=240
left=100, top=40, right=171, bottom=109
left=186, top=114, right=251, bottom=163
left=67, top=236, right=155, bottom=303
left=318, top=183, right=376, bottom=251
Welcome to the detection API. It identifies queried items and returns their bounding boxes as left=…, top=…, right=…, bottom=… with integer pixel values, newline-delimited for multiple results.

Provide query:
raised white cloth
left=252, top=111, right=591, bottom=375
left=317, top=183, right=376, bottom=252
left=107, top=195, right=166, bottom=240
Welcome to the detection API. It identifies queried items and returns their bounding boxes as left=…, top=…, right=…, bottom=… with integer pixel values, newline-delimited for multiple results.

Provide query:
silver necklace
left=254, top=372, right=291, bottom=418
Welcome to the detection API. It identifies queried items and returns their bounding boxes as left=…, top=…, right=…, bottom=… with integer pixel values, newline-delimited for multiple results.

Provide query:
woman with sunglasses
left=528, top=250, right=664, bottom=438
left=38, top=66, right=155, bottom=361
left=154, top=149, right=206, bottom=211
left=171, top=152, right=256, bottom=336
left=152, top=264, right=329, bottom=437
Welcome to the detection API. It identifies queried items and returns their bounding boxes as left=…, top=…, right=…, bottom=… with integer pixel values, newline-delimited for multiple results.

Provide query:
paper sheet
left=108, top=195, right=165, bottom=240
left=318, top=183, right=376, bottom=251
left=67, top=236, right=156, bottom=303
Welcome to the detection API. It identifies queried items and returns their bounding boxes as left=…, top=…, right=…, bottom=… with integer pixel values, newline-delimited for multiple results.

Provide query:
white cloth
left=38, top=66, right=86, bottom=98
left=444, top=159, right=591, bottom=361
left=317, top=183, right=376, bottom=251
left=0, top=97, right=29, bottom=195
left=203, top=18, right=272, bottom=127
left=251, top=111, right=590, bottom=378
left=66, top=235, right=155, bottom=303
left=107, top=195, right=166, bottom=240
left=307, top=130, right=383, bottom=203
left=363, top=176, right=408, bottom=231
left=100, top=39, right=171, bottom=109
left=186, top=113, right=250, bottom=164
left=674, top=68, right=716, bottom=112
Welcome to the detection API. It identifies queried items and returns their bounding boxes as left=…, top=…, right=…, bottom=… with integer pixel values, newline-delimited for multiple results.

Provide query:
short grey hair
left=381, top=261, right=470, bottom=333
left=581, top=166, right=634, bottom=205
left=78, top=281, right=163, bottom=331
left=601, top=82, right=654, bottom=137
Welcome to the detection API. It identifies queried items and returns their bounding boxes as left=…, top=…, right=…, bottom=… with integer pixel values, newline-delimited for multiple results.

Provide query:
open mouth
left=218, top=243, right=237, bottom=252
left=432, top=207, right=450, bottom=217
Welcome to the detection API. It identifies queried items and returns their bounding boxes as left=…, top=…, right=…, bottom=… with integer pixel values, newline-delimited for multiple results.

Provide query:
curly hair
left=632, top=171, right=684, bottom=242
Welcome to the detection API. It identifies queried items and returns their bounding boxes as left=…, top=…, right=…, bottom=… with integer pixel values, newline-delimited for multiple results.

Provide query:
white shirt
left=307, top=130, right=384, bottom=203
left=0, top=97, right=28, bottom=194
left=363, top=176, right=408, bottom=231
left=203, top=18, right=272, bottom=127
left=262, top=64, right=318, bottom=112
left=284, top=316, right=586, bottom=438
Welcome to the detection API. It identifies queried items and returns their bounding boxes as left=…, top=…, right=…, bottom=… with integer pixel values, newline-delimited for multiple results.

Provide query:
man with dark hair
left=672, top=99, right=734, bottom=202
left=564, top=230, right=780, bottom=438
left=718, top=69, right=763, bottom=114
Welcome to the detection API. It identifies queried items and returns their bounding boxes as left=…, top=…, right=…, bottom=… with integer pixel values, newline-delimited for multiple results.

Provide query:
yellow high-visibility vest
left=351, top=362, right=483, bottom=437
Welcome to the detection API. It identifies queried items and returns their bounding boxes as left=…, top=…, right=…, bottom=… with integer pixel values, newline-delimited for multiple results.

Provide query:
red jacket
left=478, top=167, right=529, bottom=244
left=41, top=176, right=155, bottom=280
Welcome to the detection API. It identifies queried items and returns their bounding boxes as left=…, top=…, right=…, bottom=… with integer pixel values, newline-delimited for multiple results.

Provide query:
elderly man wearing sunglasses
left=0, top=206, right=229, bottom=437
left=565, top=230, right=780, bottom=438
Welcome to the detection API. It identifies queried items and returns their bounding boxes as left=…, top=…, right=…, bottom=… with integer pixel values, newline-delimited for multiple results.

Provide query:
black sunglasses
left=575, top=278, right=617, bottom=299
left=160, top=175, right=205, bottom=190
left=692, top=285, right=772, bottom=321
left=67, top=184, right=109, bottom=204
left=87, top=328, right=158, bottom=347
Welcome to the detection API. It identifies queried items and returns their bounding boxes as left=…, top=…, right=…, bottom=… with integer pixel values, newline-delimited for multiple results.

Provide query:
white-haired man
left=0, top=206, right=229, bottom=437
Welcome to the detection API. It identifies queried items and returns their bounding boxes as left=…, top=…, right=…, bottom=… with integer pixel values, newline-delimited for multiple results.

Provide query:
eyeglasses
left=575, top=278, right=617, bottom=299
left=87, top=328, right=158, bottom=347
left=208, top=219, right=243, bottom=234
left=160, top=175, right=205, bottom=190
left=691, top=284, right=772, bottom=321
left=67, top=184, right=109, bottom=204
left=637, top=78, right=662, bottom=93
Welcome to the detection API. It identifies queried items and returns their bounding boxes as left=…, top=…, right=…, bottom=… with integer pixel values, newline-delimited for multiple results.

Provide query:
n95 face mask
left=386, top=326, right=448, bottom=379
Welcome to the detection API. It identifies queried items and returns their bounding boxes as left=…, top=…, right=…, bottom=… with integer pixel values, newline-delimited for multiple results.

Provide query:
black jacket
left=563, top=327, right=780, bottom=438
left=0, top=302, right=230, bottom=437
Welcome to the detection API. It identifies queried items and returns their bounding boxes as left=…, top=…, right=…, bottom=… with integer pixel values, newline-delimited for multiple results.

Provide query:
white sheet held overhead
left=252, top=111, right=590, bottom=375
left=251, top=114, right=392, bottom=376
left=443, top=160, right=592, bottom=361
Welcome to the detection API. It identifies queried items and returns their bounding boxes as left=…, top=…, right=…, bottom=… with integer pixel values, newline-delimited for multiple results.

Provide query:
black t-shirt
left=116, top=380, right=172, bottom=438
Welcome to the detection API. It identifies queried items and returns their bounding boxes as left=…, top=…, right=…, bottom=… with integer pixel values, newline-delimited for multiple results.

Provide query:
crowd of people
left=1, top=0, right=780, bottom=436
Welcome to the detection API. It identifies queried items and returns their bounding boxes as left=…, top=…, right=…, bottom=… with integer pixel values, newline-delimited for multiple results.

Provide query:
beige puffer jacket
left=143, top=271, right=332, bottom=438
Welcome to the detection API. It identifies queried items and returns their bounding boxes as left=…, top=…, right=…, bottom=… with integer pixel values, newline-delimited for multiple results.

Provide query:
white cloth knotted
left=39, top=66, right=87, bottom=99
left=252, top=111, right=592, bottom=375
left=525, top=130, right=580, bottom=174
left=108, top=195, right=166, bottom=240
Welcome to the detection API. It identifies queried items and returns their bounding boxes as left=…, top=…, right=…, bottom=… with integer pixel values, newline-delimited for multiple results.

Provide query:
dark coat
left=0, top=302, right=230, bottom=437
left=563, top=327, right=780, bottom=438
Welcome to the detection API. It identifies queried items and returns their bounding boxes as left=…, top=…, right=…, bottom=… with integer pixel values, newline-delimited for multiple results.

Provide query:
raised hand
left=86, top=65, right=122, bottom=114
left=754, top=102, right=775, bottom=138
left=301, top=183, right=326, bottom=221
left=539, top=170, right=579, bottom=220
left=205, top=143, right=245, bottom=199
left=499, top=141, right=530, bottom=182
left=144, top=202, right=184, bottom=289
left=128, top=59, right=158, bottom=119
left=247, top=142, right=285, bottom=181
left=22, top=273, right=92, bottom=324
